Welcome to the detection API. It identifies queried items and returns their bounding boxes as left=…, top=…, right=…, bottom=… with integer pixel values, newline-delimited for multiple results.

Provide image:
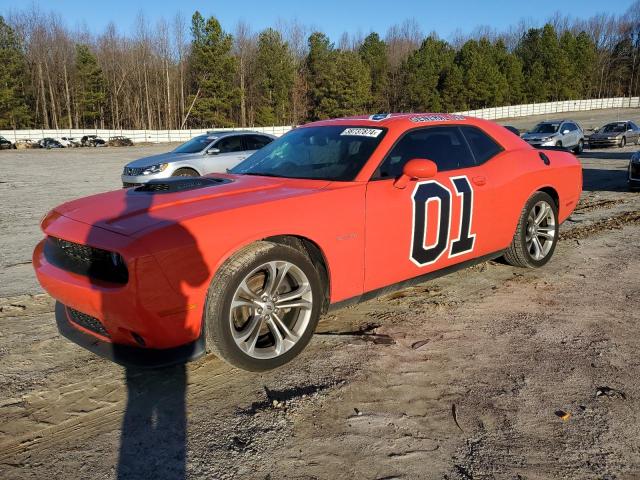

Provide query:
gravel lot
left=1, top=109, right=639, bottom=479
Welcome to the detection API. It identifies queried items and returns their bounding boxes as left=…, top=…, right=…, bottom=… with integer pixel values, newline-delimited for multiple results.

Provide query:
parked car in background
left=57, top=137, right=80, bottom=148
left=81, top=135, right=106, bottom=147
left=15, top=139, right=41, bottom=149
left=588, top=121, right=640, bottom=148
left=121, top=130, right=276, bottom=187
left=108, top=136, right=134, bottom=147
left=628, top=151, right=640, bottom=190
left=0, top=135, right=16, bottom=149
left=38, top=138, right=64, bottom=149
left=521, top=119, right=584, bottom=153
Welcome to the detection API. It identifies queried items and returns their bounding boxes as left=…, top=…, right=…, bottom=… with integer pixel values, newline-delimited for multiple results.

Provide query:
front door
left=363, top=125, right=504, bottom=292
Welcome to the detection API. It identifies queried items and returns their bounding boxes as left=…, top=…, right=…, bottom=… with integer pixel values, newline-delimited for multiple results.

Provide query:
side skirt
left=327, top=250, right=505, bottom=313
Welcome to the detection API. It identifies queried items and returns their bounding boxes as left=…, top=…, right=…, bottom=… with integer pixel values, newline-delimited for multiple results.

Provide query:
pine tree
left=358, top=33, right=389, bottom=112
left=253, top=28, right=295, bottom=126
left=189, top=12, right=237, bottom=127
left=75, top=44, right=106, bottom=127
left=0, top=16, right=30, bottom=128
left=439, top=63, right=467, bottom=111
left=400, top=36, right=454, bottom=111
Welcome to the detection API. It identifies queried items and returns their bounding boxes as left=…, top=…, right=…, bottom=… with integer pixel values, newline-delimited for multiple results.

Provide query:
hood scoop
left=132, top=177, right=232, bottom=194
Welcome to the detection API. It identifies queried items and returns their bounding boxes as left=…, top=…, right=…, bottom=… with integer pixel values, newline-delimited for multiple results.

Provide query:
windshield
left=230, top=126, right=387, bottom=181
left=531, top=123, right=560, bottom=134
left=601, top=123, right=626, bottom=133
left=173, top=135, right=214, bottom=154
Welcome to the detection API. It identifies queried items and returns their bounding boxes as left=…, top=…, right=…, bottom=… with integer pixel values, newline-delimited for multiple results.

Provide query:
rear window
left=459, top=126, right=503, bottom=164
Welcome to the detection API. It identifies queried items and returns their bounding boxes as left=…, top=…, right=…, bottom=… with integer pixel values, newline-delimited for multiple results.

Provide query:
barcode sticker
left=340, top=128, right=383, bottom=138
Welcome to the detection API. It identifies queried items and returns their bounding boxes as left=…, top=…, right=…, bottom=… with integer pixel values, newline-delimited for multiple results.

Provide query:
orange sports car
left=33, top=113, right=582, bottom=371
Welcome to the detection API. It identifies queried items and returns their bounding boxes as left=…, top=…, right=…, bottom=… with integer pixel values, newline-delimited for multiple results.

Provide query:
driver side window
left=375, top=126, right=475, bottom=179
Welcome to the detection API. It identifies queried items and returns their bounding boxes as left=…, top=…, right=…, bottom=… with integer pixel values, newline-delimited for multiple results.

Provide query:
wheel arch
left=171, top=164, right=202, bottom=176
left=262, top=235, right=331, bottom=313
left=536, top=185, right=559, bottom=210
left=208, top=233, right=332, bottom=314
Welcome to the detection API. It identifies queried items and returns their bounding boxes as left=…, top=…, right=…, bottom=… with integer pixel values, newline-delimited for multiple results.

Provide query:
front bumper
left=629, top=163, right=640, bottom=187
left=589, top=138, right=621, bottom=148
left=33, top=218, right=205, bottom=351
left=121, top=169, right=173, bottom=187
left=56, top=302, right=205, bottom=367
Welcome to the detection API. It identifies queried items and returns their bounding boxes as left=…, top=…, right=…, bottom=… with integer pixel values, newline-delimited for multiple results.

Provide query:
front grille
left=132, top=177, right=231, bottom=194
left=123, top=166, right=145, bottom=176
left=44, top=237, right=128, bottom=284
left=67, top=307, right=110, bottom=338
left=122, top=182, right=141, bottom=188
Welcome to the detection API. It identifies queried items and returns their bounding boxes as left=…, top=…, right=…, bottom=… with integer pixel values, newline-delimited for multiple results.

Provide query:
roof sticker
left=410, top=114, right=466, bottom=123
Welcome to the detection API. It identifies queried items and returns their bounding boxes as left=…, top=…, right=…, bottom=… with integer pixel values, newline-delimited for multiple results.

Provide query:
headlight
left=142, top=163, right=168, bottom=175
left=540, top=137, right=550, bottom=142
left=631, top=153, right=640, bottom=163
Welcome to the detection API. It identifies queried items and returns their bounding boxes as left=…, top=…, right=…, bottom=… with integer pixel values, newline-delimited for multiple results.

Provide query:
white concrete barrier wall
left=2, top=97, right=639, bottom=143
left=0, top=125, right=293, bottom=144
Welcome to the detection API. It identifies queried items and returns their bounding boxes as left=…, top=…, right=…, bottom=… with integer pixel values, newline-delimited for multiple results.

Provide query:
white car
left=57, top=137, right=80, bottom=148
left=121, top=131, right=276, bottom=187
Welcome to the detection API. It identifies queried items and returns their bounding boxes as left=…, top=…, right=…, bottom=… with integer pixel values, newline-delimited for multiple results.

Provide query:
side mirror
left=207, top=148, right=220, bottom=155
left=562, top=129, right=570, bottom=134
left=393, top=158, right=437, bottom=189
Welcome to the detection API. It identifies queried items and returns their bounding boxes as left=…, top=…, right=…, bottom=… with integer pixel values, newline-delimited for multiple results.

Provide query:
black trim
left=536, top=145, right=569, bottom=152
left=328, top=250, right=505, bottom=312
left=55, top=302, right=206, bottom=368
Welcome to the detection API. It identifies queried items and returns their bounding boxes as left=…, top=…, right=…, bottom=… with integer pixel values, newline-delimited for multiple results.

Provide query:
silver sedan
left=121, top=131, right=276, bottom=187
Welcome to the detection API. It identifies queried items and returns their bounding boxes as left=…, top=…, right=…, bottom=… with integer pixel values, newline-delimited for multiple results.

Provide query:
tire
left=620, top=137, right=627, bottom=148
left=503, top=191, right=558, bottom=268
left=203, top=241, right=323, bottom=371
left=172, top=168, right=199, bottom=177
left=573, top=139, right=584, bottom=154
left=555, top=141, right=562, bottom=148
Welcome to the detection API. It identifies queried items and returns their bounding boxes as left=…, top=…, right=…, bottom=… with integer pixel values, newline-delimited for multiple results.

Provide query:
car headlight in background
left=142, top=163, right=168, bottom=175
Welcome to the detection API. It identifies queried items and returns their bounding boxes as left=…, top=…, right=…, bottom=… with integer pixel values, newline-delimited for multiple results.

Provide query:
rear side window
left=459, top=126, right=503, bottom=165
left=245, top=135, right=273, bottom=150
left=376, top=126, right=475, bottom=178
left=216, top=136, right=244, bottom=153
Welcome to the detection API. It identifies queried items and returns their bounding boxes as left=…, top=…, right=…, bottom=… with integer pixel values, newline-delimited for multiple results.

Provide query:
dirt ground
left=1, top=109, right=639, bottom=479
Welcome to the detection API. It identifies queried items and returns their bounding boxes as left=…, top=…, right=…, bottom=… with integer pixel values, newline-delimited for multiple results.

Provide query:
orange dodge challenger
left=33, top=113, right=582, bottom=371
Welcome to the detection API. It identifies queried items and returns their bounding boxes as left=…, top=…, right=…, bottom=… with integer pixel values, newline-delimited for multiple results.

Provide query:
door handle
left=471, top=176, right=486, bottom=186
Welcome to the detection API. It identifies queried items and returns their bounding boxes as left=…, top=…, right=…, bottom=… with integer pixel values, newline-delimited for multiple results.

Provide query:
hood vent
left=132, top=177, right=232, bottom=194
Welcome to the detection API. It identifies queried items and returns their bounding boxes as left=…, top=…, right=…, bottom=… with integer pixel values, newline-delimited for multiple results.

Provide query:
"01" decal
left=410, top=176, right=476, bottom=266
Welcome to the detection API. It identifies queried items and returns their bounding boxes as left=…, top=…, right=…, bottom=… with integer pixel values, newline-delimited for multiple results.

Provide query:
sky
left=1, top=0, right=635, bottom=41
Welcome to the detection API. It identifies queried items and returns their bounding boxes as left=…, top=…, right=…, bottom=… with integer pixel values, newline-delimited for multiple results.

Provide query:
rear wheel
left=204, top=241, right=323, bottom=371
left=172, top=168, right=199, bottom=177
left=503, top=191, right=558, bottom=268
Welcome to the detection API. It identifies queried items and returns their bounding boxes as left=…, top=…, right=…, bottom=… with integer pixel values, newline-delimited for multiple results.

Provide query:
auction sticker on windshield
left=340, top=128, right=383, bottom=137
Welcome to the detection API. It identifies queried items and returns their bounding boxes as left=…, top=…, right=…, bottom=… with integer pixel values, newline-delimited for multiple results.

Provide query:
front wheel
left=503, top=192, right=558, bottom=268
left=203, top=241, right=323, bottom=371
left=620, top=137, right=627, bottom=148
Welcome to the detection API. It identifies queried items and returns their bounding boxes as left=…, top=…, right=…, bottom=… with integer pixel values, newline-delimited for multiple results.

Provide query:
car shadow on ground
left=582, top=167, right=630, bottom=192
left=580, top=150, right=633, bottom=161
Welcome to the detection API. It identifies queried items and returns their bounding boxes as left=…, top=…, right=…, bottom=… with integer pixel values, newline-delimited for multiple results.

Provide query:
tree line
left=1, top=4, right=639, bottom=130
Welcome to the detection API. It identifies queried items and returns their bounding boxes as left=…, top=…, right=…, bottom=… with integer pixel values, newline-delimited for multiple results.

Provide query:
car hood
left=51, top=174, right=331, bottom=236
left=125, top=151, right=200, bottom=168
